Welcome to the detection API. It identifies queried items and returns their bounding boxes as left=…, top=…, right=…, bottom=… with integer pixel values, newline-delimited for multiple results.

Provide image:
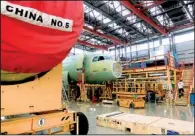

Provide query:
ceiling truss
left=76, top=0, right=194, bottom=51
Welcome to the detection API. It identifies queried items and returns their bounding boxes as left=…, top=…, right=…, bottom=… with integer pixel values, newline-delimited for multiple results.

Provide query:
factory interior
left=1, top=0, right=194, bottom=135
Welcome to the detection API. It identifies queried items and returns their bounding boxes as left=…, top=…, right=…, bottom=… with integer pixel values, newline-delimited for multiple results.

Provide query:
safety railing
left=174, top=61, right=194, bottom=105
left=187, top=62, right=194, bottom=104
left=122, top=51, right=177, bottom=72
left=174, top=61, right=184, bottom=103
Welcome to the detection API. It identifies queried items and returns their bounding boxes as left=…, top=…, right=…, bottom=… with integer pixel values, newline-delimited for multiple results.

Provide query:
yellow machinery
left=113, top=79, right=168, bottom=108
left=116, top=92, right=145, bottom=108
left=113, top=80, right=146, bottom=108
left=1, top=64, right=89, bottom=134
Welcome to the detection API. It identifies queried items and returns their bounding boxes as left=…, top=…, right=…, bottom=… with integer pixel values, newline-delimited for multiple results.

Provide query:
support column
left=153, top=39, right=155, bottom=51
left=118, top=46, right=120, bottom=61
left=135, top=44, right=138, bottom=60
left=121, top=46, right=123, bottom=59
left=166, top=68, right=172, bottom=104
left=169, top=37, right=172, bottom=52
left=159, top=35, right=163, bottom=52
left=147, top=37, right=150, bottom=58
left=174, top=70, right=177, bottom=89
left=124, top=44, right=127, bottom=60
left=159, top=35, right=162, bottom=46
left=125, top=78, right=127, bottom=92
left=146, top=72, right=148, bottom=78
left=169, top=33, right=173, bottom=52
left=115, top=45, right=117, bottom=61
left=172, top=33, right=176, bottom=53
left=146, top=24, right=151, bottom=59
left=167, top=69, right=171, bottom=90
left=130, top=44, right=132, bottom=61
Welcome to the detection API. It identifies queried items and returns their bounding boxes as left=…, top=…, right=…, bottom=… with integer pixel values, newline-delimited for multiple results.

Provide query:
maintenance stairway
left=175, top=65, right=194, bottom=106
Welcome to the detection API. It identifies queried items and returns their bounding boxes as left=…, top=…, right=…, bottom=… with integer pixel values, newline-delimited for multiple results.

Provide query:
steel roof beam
left=168, top=22, right=194, bottom=31
left=120, top=1, right=168, bottom=36
left=81, top=31, right=113, bottom=45
left=75, top=44, right=94, bottom=51
left=130, top=0, right=167, bottom=34
left=84, top=12, right=127, bottom=42
left=180, top=0, right=194, bottom=21
left=96, top=0, right=165, bottom=30
left=129, top=1, right=194, bottom=26
left=83, top=26, right=126, bottom=44
left=77, top=40, right=108, bottom=51
left=84, top=1, right=145, bottom=37
left=82, top=35, right=113, bottom=45
left=95, top=12, right=135, bottom=30
left=144, top=0, right=166, bottom=9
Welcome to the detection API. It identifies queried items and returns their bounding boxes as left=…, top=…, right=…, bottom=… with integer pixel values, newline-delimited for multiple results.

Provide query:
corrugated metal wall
left=175, top=40, right=194, bottom=64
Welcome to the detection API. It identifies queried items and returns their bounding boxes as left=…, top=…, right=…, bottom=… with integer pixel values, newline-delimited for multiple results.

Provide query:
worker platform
left=119, top=51, right=194, bottom=106
left=115, top=92, right=145, bottom=108
left=96, top=112, right=194, bottom=134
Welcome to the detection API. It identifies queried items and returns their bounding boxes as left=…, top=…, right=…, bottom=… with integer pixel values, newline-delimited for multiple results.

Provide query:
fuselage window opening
left=98, top=56, right=105, bottom=61
left=93, top=56, right=110, bottom=62
left=92, top=56, right=99, bottom=62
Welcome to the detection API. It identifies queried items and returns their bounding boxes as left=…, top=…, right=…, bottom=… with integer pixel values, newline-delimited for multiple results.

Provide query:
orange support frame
left=1, top=64, right=78, bottom=134
left=1, top=64, right=63, bottom=116
left=1, top=110, right=76, bottom=134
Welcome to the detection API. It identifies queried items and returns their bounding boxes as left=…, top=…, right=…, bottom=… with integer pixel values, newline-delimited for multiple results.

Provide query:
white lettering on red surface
left=1, top=1, right=73, bottom=32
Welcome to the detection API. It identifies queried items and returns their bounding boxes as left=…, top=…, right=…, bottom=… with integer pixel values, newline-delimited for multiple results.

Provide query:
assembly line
left=1, top=0, right=194, bottom=135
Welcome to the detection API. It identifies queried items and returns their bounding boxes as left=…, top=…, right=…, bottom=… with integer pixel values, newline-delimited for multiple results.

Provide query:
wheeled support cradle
left=1, top=64, right=89, bottom=134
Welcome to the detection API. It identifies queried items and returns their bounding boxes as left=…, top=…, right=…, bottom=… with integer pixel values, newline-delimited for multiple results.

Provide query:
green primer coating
left=62, top=53, right=122, bottom=84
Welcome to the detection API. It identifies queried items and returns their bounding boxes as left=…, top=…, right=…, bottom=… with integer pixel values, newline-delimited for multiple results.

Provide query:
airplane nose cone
left=112, top=62, right=122, bottom=78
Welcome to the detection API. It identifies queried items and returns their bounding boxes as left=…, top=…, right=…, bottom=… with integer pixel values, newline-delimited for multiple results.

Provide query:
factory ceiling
left=75, top=0, right=194, bottom=51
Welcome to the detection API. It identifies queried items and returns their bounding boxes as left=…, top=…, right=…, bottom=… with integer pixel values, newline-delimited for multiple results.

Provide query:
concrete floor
left=67, top=102, right=194, bottom=134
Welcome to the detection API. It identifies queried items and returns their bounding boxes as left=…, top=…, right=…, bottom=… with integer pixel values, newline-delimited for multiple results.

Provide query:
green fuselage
left=62, top=54, right=122, bottom=84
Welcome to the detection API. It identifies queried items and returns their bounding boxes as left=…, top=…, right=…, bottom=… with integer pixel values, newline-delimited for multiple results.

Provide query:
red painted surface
left=1, top=1, right=84, bottom=73
left=77, top=40, right=108, bottom=51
